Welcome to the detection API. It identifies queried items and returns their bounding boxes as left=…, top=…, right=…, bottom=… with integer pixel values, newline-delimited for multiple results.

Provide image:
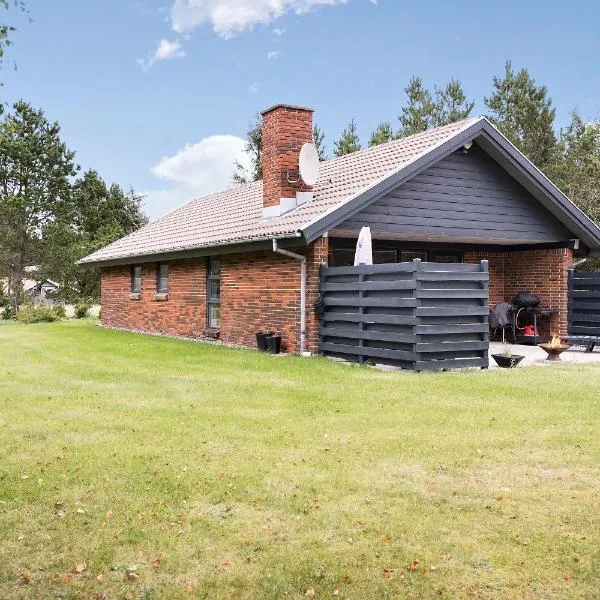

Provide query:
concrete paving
left=489, top=341, right=600, bottom=368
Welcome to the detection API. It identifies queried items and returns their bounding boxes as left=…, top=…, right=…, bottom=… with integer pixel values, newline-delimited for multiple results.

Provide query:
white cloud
left=248, top=81, right=260, bottom=94
left=267, top=50, right=280, bottom=60
left=137, top=38, right=186, bottom=72
left=273, top=27, right=286, bottom=36
left=170, top=0, right=349, bottom=39
left=143, top=134, right=250, bottom=220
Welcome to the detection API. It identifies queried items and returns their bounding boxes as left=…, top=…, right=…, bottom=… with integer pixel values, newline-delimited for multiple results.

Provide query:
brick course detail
left=464, top=247, right=573, bottom=337
left=100, top=237, right=329, bottom=353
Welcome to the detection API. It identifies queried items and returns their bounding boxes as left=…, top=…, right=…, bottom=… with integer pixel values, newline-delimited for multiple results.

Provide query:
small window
left=430, top=251, right=463, bottom=263
left=131, top=265, right=142, bottom=293
left=207, top=257, right=221, bottom=328
left=400, top=249, right=427, bottom=262
left=156, top=263, right=169, bottom=293
left=373, top=249, right=397, bottom=264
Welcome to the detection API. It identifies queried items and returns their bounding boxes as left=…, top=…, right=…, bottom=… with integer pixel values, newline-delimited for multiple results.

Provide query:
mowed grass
left=1, top=321, right=599, bottom=599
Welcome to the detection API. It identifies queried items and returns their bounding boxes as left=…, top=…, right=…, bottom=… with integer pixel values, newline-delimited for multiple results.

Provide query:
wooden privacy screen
left=568, top=270, right=600, bottom=338
left=319, top=259, right=489, bottom=371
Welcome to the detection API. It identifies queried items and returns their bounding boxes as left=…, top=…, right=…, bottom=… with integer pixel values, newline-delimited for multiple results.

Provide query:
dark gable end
left=301, top=119, right=600, bottom=255
left=334, top=144, right=571, bottom=244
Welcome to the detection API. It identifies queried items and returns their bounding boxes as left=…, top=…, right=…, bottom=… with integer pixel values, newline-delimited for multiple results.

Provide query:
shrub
left=51, top=304, right=66, bottom=318
left=0, top=294, right=9, bottom=308
left=1, top=305, right=14, bottom=320
left=16, top=304, right=59, bottom=324
left=75, top=304, right=89, bottom=319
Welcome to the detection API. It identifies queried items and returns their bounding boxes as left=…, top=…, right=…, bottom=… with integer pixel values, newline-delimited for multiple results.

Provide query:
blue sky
left=2, top=0, right=599, bottom=220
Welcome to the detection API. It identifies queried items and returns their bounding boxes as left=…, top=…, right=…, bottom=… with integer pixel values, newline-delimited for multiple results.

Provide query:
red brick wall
left=101, top=259, right=209, bottom=338
left=465, top=247, right=573, bottom=336
left=261, top=105, right=313, bottom=208
left=100, top=237, right=329, bottom=353
left=220, top=237, right=328, bottom=353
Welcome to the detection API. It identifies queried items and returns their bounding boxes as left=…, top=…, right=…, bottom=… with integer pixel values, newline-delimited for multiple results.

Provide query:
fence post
left=567, top=268, right=574, bottom=336
left=357, top=267, right=366, bottom=364
left=413, top=258, right=421, bottom=371
left=480, top=260, right=489, bottom=369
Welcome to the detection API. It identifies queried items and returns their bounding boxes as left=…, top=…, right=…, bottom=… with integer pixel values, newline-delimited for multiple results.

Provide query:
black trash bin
left=256, top=331, right=272, bottom=352
left=266, top=334, right=282, bottom=354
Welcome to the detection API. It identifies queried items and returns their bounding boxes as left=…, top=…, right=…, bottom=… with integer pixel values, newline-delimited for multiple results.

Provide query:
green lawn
left=1, top=320, right=599, bottom=599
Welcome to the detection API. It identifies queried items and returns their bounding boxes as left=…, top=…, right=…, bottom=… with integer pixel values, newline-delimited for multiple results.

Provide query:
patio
left=488, top=341, right=600, bottom=368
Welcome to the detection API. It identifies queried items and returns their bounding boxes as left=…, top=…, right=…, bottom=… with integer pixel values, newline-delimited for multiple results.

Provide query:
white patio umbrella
left=354, top=226, right=373, bottom=266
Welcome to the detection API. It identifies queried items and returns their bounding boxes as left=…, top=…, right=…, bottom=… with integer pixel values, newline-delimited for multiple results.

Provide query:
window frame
left=207, top=257, right=221, bottom=329
left=156, top=262, right=169, bottom=294
left=131, top=265, right=142, bottom=294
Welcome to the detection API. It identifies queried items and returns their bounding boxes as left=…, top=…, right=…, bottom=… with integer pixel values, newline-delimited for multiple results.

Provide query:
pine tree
left=432, top=79, right=475, bottom=126
left=484, top=61, right=557, bottom=168
left=548, top=112, right=600, bottom=224
left=369, top=121, right=395, bottom=146
left=334, top=119, right=361, bottom=156
left=397, top=76, right=434, bottom=137
left=313, top=124, right=327, bottom=160
left=0, top=101, right=78, bottom=311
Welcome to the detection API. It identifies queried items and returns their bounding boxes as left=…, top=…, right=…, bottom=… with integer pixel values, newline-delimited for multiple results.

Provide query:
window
left=156, top=263, right=169, bottom=294
left=400, top=249, right=427, bottom=262
left=430, top=250, right=463, bottom=263
left=131, top=265, right=142, bottom=293
left=207, top=257, right=221, bottom=329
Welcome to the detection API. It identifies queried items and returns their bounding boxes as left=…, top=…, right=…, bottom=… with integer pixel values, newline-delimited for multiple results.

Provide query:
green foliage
left=74, top=303, right=89, bottom=319
left=233, top=114, right=262, bottom=184
left=51, top=303, right=66, bottom=318
left=41, top=170, right=147, bottom=302
left=0, top=1, right=27, bottom=77
left=431, top=78, right=475, bottom=126
left=1, top=304, right=13, bottom=319
left=16, top=304, right=58, bottom=323
left=397, top=76, right=435, bottom=137
left=0, top=101, right=77, bottom=310
left=312, top=124, right=327, bottom=160
left=334, top=118, right=361, bottom=156
left=397, top=76, right=474, bottom=137
left=485, top=60, right=557, bottom=168
left=546, top=112, right=600, bottom=225
left=369, top=121, right=395, bottom=147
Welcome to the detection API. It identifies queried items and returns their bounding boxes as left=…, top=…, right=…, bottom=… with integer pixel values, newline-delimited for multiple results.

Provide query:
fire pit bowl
left=538, top=340, right=571, bottom=361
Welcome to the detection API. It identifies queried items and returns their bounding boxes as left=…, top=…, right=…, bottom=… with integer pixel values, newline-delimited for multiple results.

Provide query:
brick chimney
left=261, top=104, right=314, bottom=217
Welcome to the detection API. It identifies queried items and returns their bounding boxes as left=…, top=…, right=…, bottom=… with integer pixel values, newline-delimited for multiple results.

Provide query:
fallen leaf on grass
left=20, top=472, right=30, bottom=480
left=382, top=568, right=394, bottom=578
left=74, top=563, right=86, bottom=574
left=63, top=573, right=73, bottom=584
left=333, top=590, right=339, bottom=597
left=221, top=561, right=231, bottom=570
left=380, top=534, right=391, bottom=542
left=182, top=586, right=194, bottom=593
left=305, top=587, right=315, bottom=597
left=123, top=571, right=139, bottom=581
left=17, top=533, right=25, bottom=541
left=409, top=559, right=419, bottom=572
left=96, top=573, right=105, bottom=581
left=19, top=570, right=32, bottom=584
left=151, top=554, right=164, bottom=570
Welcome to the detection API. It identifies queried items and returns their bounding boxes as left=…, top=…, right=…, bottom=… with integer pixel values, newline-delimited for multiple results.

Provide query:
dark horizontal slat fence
left=319, top=259, right=489, bottom=371
left=568, top=269, right=600, bottom=337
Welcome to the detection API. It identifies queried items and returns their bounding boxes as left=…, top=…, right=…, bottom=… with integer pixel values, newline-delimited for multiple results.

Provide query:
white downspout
left=272, top=239, right=307, bottom=354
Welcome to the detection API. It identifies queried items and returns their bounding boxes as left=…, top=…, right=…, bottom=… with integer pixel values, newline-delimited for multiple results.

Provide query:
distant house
left=1, top=268, right=59, bottom=304
left=79, top=105, right=600, bottom=353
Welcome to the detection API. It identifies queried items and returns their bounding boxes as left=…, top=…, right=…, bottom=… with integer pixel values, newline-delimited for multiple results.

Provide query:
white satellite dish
left=299, top=143, right=320, bottom=186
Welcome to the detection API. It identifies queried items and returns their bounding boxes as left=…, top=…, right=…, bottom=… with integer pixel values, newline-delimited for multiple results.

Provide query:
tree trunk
left=10, top=261, right=23, bottom=313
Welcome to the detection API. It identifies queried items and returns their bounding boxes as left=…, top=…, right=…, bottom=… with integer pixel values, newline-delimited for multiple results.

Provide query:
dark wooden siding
left=340, top=145, right=571, bottom=242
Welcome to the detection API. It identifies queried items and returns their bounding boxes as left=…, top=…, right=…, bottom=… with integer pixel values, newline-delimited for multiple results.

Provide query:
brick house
left=79, top=104, right=600, bottom=353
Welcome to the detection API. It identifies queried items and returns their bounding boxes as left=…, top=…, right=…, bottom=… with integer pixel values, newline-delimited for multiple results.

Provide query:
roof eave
left=76, top=233, right=306, bottom=268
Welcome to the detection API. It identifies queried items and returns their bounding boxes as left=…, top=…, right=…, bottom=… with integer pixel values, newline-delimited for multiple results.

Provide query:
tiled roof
left=79, top=118, right=481, bottom=264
